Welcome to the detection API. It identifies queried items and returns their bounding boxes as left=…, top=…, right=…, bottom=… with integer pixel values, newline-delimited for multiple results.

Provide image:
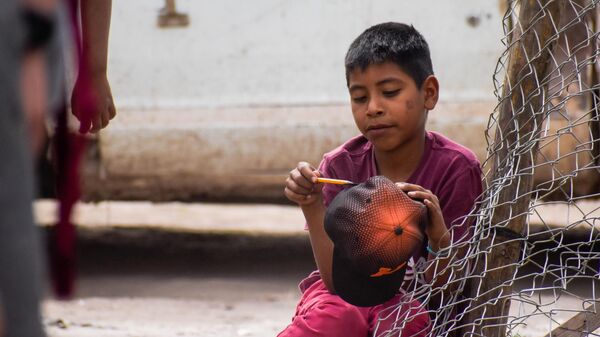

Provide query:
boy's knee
left=279, top=295, right=368, bottom=337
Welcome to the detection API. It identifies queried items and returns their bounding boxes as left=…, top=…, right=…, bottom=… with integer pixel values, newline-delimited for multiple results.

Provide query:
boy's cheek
left=405, top=98, right=415, bottom=110
left=351, top=115, right=367, bottom=134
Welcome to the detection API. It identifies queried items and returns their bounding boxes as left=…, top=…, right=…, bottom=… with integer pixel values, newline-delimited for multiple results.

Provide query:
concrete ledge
left=34, top=199, right=306, bottom=236
left=34, top=199, right=600, bottom=240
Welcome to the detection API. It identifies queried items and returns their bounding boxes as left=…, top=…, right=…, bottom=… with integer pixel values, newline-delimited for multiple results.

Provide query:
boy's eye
left=382, top=89, right=401, bottom=97
left=352, top=96, right=367, bottom=104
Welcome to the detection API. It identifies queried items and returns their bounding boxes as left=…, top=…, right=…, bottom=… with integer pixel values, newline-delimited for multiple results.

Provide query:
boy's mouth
left=366, top=124, right=394, bottom=131
left=366, top=124, right=394, bottom=137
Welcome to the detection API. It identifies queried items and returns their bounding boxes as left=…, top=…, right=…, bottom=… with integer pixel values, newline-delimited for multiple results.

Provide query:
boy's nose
left=366, top=97, right=384, bottom=117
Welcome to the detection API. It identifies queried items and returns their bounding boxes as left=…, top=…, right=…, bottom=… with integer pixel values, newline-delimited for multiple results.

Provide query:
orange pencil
left=315, top=177, right=357, bottom=186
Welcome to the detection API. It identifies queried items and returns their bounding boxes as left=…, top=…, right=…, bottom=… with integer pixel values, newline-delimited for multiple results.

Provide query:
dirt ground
left=42, top=232, right=315, bottom=337
left=41, top=230, right=599, bottom=337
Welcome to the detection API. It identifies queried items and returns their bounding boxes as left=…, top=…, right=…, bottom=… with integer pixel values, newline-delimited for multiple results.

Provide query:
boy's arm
left=301, top=201, right=335, bottom=292
left=80, top=0, right=111, bottom=77
left=399, top=165, right=482, bottom=289
left=398, top=182, right=453, bottom=288
left=72, top=0, right=116, bottom=133
left=427, top=166, right=482, bottom=302
left=284, top=160, right=337, bottom=293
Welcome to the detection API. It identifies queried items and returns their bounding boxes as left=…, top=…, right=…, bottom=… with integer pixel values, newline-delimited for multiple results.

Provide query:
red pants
left=278, top=274, right=431, bottom=337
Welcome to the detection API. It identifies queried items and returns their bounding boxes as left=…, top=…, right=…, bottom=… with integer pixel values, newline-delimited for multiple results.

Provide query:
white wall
left=108, top=0, right=505, bottom=109
left=95, top=1, right=506, bottom=200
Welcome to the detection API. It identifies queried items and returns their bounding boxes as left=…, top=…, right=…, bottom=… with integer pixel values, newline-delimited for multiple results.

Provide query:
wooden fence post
left=458, top=1, right=563, bottom=336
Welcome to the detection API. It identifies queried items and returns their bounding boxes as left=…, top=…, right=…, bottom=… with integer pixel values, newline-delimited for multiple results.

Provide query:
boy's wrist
left=428, top=236, right=450, bottom=252
left=426, top=223, right=449, bottom=248
left=84, top=64, right=108, bottom=79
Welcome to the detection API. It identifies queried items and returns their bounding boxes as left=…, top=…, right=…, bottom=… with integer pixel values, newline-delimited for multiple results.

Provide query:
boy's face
left=347, top=61, right=438, bottom=153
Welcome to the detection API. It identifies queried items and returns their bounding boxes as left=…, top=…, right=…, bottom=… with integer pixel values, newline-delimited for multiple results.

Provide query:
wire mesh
left=374, top=1, right=600, bottom=336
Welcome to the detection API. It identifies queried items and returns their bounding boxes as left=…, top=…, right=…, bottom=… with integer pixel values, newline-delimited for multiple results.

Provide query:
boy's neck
left=374, top=130, right=427, bottom=183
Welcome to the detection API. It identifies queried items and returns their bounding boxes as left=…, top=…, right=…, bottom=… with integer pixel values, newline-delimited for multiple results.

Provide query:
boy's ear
left=422, top=75, right=439, bottom=110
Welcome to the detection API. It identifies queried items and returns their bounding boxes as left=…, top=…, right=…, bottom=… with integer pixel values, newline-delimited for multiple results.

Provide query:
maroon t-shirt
left=319, top=131, right=482, bottom=231
left=294, top=131, right=482, bottom=336
left=312, top=131, right=483, bottom=286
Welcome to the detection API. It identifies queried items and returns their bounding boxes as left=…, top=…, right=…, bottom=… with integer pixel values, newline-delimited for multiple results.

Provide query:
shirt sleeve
left=437, top=163, right=483, bottom=244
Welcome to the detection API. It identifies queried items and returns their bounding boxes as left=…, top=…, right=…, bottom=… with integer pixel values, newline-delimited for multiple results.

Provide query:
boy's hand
left=396, top=182, right=449, bottom=251
left=284, top=162, right=324, bottom=207
left=72, top=73, right=116, bottom=134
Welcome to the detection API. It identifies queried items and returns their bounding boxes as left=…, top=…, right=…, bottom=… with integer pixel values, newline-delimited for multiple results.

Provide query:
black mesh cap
left=324, top=175, right=428, bottom=307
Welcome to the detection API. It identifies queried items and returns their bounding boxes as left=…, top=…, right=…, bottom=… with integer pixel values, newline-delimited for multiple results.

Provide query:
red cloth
left=278, top=271, right=431, bottom=337
left=51, top=105, right=84, bottom=298
left=51, top=0, right=96, bottom=298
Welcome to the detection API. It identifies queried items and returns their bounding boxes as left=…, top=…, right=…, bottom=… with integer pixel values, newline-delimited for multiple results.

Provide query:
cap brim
left=331, top=247, right=406, bottom=307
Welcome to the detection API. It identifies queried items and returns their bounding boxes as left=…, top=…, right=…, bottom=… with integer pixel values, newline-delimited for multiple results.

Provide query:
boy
left=281, top=22, right=482, bottom=337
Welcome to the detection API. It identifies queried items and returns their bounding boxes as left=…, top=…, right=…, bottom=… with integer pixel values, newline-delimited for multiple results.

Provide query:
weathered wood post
left=458, top=1, right=562, bottom=336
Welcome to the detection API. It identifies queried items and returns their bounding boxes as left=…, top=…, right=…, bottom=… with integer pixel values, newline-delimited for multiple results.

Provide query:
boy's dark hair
left=345, top=22, right=434, bottom=88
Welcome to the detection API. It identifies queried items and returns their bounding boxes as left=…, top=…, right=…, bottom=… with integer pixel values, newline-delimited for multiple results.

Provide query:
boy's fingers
left=289, top=170, right=313, bottom=190
left=422, top=197, right=441, bottom=210
left=101, top=110, right=110, bottom=129
left=406, top=190, right=427, bottom=200
left=78, top=116, right=91, bottom=133
left=284, top=187, right=303, bottom=203
left=407, top=190, right=439, bottom=205
left=284, top=187, right=311, bottom=204
left=423, top=199, right=445, bottom=225
left=108, top=101, right=116, bottom=120
left=297, top=162, right=317, bottom=182
left=286, top=177, right=312, bottom=195
left=297, top=161, right=314, bottom=171
left=90, top=112, right=103, bottom=133
left=396, top=182, right=426, bottom=192
left=407, top=189, right=436, bottom=199
left=398, top=183, right=433, bottom=197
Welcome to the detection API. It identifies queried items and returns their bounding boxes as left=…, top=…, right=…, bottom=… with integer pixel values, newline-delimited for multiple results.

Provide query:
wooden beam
left=457, top=1, right=563, bottom=336
left=542, top=304, right=600, bottom=337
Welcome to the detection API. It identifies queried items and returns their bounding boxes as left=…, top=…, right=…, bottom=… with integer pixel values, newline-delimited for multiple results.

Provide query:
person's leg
left=0, top=2, right=47, bottom=336
left=278, top=279, right=369, bottom=337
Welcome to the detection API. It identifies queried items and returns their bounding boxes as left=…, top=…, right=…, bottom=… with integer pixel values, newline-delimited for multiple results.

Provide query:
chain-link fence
left=376, top=1, right=600, bottom=336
